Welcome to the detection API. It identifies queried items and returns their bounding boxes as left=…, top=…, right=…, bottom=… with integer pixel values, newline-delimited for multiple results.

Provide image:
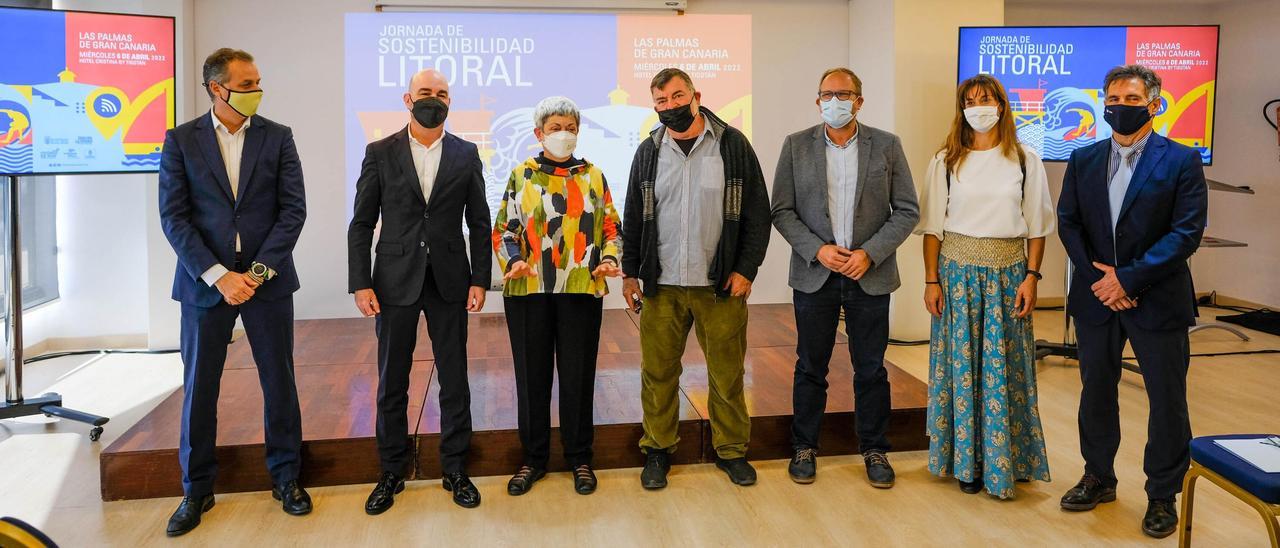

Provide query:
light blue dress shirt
left=655, top=120, right=724, bottom=287
left=824, top=128, right=860, bottom=248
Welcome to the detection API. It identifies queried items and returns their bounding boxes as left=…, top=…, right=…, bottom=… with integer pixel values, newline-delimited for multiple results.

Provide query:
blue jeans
left=791, top=273, right=891, bottom=454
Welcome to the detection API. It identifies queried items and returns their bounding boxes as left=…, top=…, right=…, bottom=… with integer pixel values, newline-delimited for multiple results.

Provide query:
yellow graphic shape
left=635, top=94, right=754, bottom=142
left=8, top=85, right=34, bottom=103
left=1154, top=81, right=1214, bottom=149
left=85, top=78, right=176, bottom=144
left=1, top=109, right=31, bottom=146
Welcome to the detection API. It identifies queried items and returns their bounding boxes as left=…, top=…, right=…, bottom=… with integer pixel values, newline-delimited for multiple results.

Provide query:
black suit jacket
left=1057, top=132, right=1208, bottom=330
left=160, top=112, right=307, bottom=307
left=348, top=127, right=491, bottom=305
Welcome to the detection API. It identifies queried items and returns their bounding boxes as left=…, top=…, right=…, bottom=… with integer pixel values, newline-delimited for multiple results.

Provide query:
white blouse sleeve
left=1020, top=146, right=1056, bottom=239
left=914, top=151, right=949, bottom=240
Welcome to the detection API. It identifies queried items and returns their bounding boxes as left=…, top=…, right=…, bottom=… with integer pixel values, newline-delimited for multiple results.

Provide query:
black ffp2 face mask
left=412, top=97, right=448, bottom=129
left=1104, top=102, right=1154, bottom=137
left=657, top=102, right=696, bottom=132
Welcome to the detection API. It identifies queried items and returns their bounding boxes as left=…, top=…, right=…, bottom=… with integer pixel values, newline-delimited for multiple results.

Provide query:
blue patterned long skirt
left=926, top=233, right=1051, bottom=499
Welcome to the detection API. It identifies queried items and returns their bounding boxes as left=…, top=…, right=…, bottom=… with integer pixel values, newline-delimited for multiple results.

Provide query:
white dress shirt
left=825, top=126, right=859, bottom=249
left=408, top=131, right=444, bottom=205
left=200, top=111, right=250, bottom=287
left=915, top=144, right=1055, bottom=241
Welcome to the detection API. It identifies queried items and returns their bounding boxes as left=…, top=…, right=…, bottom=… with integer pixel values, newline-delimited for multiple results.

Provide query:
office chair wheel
left=89, top=427, right=103, bottom=442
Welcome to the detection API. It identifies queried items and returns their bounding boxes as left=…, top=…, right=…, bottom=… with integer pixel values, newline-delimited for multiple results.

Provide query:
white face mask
left=542, top=130, right=577, bottom=159
left=963, top=105, right=1000, bottom=134
left=820, top=98, right=855, bottom=129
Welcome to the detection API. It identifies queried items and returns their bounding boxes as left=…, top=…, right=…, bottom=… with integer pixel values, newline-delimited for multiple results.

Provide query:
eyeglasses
left=818, top=91, right=859, bottom=101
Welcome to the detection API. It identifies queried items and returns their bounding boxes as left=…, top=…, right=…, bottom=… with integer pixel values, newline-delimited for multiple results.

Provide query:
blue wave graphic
left=0, top=145, right=34, bottom=172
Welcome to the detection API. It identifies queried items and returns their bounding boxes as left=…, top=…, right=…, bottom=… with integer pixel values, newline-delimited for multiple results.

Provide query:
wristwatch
left=1025, top=269, right=1043, bottom=280
left=250, top=262, right=276, bottom=283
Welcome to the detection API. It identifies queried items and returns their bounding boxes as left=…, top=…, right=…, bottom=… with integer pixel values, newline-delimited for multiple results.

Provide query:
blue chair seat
left=1190, top=434, right=1280, bottom=504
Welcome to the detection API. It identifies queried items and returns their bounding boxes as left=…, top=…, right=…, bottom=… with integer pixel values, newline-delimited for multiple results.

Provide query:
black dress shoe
left=863, top=451, right=896, bottom=489
left=789, top=448, right=817, bottom=484
left=715, top=457, right=757, bottom=486
left=507, top=465, right=546, bottom=496
left=1142, top=498, right=1179, bottom=538
left=166, top=494, right=214, bottom=537
left=640, top=448, right=671, bottom=490
left=364, top=471, right=405, bottom=516
left=958, top=478, right=983, bottom=494
left=573, top=464, right=598, bottom=495
left=442, top=472, right=481, bottom=508
left=1060, top=474, right=1117, bottom=511
left=272, top=480, right=313, bottom=516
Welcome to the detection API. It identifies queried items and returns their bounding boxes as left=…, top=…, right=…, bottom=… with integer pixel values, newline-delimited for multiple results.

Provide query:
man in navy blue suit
left=1057, top=64, right=1207, bottom=539
left=348, top=69, right=491, bottom=513
left=159, top=48, right=310, bottom=536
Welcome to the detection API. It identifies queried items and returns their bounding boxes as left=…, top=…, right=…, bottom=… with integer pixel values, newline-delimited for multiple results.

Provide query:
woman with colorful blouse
left=915, top=74, right=1054, bottom=499
left=492, top=96, right=622, bottom=496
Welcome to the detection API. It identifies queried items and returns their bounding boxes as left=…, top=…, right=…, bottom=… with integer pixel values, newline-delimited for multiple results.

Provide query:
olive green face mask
left=219, top=87, right=263, bottom=118
left=222, top=87, right=262, bottom=119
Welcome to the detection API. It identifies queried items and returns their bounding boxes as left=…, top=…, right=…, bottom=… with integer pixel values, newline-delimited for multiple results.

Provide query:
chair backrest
left=0, top=517, right=57, bottom=548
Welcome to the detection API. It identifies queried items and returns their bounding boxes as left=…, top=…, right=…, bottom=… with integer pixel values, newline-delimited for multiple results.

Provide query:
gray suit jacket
left=770, top=122, right=920, bottom=295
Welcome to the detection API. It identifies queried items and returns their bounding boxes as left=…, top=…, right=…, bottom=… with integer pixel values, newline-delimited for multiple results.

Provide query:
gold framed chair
left=1180, top=435, right=1280, bottom=548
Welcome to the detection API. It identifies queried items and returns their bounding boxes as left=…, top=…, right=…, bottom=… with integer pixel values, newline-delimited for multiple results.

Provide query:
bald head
left=408, top=69, right=449, bottom=96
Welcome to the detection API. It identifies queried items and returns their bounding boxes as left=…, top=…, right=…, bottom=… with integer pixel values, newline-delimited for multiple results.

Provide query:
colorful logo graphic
left=0, top=8, right=175, bottom=175
left=959, top=26, right=1218, bottom=164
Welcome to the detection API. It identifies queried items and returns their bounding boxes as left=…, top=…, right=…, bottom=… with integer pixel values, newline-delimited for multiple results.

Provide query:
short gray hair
left=1103, top=64, right=1162, bottom=103
left=533, top=96, right=579, bottom=129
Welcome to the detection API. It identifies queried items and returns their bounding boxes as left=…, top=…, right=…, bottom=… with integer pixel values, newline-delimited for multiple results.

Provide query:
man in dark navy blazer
left=1057, top=64, right=1207, bottom=539
left=158, top=48, right=310, bottom=537
left=348, top=69, right=491, bottom=513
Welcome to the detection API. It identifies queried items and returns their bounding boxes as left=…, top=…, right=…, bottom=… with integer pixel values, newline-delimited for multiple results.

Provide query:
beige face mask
left=221, top=87, right=263, bottom=118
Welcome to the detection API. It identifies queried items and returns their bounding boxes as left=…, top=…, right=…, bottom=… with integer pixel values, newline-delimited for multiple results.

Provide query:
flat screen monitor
left=0, top=7, right=175, bottom=176
left=957, top=25, right=1219, bottom=164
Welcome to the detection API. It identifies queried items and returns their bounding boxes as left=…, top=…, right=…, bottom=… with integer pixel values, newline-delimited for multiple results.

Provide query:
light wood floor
left=0, top=306, right=1277, bottom=547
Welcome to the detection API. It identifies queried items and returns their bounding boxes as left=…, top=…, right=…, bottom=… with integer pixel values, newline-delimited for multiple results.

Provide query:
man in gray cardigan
left=770, top=68, right=919, bottom=487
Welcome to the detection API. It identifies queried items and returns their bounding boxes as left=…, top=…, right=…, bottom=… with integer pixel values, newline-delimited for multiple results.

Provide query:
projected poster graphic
left=958, top=26, right=1218, bottom=164
left=344, top=12, right=752, bottom=218
left=0, top=8, right=175, bottom=175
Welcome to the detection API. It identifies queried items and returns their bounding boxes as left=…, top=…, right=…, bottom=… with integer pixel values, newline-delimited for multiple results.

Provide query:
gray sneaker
left=863, top=450, right=895, bottom=489
left=789, top=447, right=817, bottom=484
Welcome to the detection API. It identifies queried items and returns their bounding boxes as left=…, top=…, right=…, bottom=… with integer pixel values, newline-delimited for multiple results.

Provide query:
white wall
left=1191, top=0, right=1280, bottom=308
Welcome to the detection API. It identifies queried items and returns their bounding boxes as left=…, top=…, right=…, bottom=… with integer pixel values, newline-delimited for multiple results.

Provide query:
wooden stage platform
left=100, top=304, right=927, bottom=501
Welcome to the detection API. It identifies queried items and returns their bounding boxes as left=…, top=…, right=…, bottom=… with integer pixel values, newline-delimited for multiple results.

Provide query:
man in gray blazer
left=770, top=67, right=919, bottom=488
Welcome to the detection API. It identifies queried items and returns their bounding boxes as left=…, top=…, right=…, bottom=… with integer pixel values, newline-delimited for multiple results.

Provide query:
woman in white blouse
left=915, top=74, right=1054, bottom=499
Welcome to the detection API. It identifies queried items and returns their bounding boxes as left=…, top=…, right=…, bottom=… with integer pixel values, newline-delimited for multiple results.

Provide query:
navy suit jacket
left=347, top=128, right=491, bottom=306
left=159, top=112, right=307, bottom=307
left=1057, top=132, right=1207, bottom=330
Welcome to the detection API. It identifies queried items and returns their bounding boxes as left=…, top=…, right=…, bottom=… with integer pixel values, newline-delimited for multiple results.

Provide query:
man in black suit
left=348, top=68, right=491, bottom=513
left=159, top=48, right=310, bottom=537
